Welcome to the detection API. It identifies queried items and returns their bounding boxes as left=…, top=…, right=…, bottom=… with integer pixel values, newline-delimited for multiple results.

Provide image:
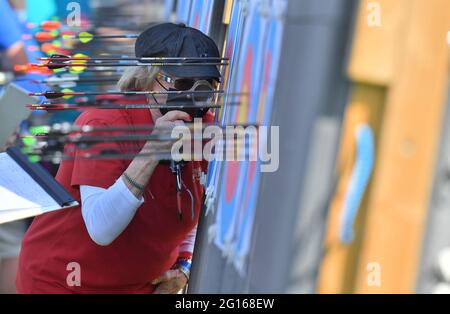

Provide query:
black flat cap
left=135, top=23, right=221, bottom=80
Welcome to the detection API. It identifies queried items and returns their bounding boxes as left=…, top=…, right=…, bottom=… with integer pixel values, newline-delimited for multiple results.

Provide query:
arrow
left=29, top=89, right=226, bottom=99
left=28, top=122, right=259, bottom=136
left=24, top=150, right=175, bottom=164
left=34, top=31, right=139, bottom=43
left=63, top=31, right=139, bottom=42
left=39, top=76, right=121, bottom=85
left=27, top=132, right=252, bottom=144
left=40, top=31, right=138, bottom=43
left=38, top=54, right=229, bottom=62
left=14, top=64, right=53, bottom=75
left=27, top=101, right=238, bottom=111
left=25, top=145, right=254, bottom=164
left=36, top=61, right=229, bottom=70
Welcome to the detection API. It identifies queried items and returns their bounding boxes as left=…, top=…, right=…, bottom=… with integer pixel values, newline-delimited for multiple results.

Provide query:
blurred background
left=1, top=0, right=450, bottom=294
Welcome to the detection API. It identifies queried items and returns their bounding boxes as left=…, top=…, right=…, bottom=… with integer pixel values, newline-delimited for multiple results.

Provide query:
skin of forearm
left=122, top=141, right=161, bottom=198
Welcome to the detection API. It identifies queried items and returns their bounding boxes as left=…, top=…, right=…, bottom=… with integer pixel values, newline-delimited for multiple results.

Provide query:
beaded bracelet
left=123, top=172, right=145, bottom=193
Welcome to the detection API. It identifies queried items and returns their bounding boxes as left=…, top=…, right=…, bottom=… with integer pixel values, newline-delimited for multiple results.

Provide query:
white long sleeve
left=179, top=225, right=197, bottom=254
left=80, top=178, right=144, bottom=246
left=80, top=179, right=198, bottom=253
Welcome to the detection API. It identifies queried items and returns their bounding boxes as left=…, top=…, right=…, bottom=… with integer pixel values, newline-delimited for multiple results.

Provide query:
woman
left=16, top=23, right=221, bottom=293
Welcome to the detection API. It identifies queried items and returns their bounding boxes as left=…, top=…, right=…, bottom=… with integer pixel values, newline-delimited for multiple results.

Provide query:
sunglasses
left=156, top=73, right=217, bottom=91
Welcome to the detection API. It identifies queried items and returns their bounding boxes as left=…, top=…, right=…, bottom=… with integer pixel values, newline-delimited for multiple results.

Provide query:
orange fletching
left=41, top=21, right=61, bottom=31
left=14, top=64, right=53, bottom=74
left=35, top=32, right=56, bottom=42
left=40, top=42, right=56, bottom=53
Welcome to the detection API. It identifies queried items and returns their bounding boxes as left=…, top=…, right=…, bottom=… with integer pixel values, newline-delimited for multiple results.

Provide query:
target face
left=206, top=0, right=244, bottom=210
left=233, top=17, right=285, bottom=269
left=215, top=0, right=267, bottom=251
left=176, top=0, right=192, bottom=24
left=188, top=0, right=214, bottom=34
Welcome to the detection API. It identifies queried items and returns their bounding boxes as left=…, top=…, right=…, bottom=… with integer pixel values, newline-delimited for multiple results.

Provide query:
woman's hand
left=152, top=110, right=192, bottom=134
left=122, top=111, right=193, bottom=198
left=143, top=110, right=193, bottom=159
left=152, top=269, right=188, bottom=294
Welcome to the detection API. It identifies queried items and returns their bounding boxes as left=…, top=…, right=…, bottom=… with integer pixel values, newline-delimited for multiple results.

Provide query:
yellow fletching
left=69, top=53, right=87, bottom=73
left=51, top=40, right=61, bottom=48
left=69, top=67, right=86, bottom=74
left=61, top=88, right=74, bottom=99
left=79, top=31, right=93, bottom=43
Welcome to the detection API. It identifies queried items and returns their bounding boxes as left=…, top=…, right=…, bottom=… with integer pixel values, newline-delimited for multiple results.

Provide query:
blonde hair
left=116, top=66, right=160, bottom=91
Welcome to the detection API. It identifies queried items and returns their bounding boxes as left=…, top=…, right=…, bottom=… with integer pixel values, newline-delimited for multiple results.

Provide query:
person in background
left=0, top=0, right=29, bottom=294
left=0, top=0, right=28, bottom=71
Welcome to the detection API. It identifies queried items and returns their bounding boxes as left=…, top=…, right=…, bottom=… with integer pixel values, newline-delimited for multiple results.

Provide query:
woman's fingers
left=152, top=269, right=188, bottom=294
left=149, top=112, right=193, bottom=154
left=153, top=281, right=181, bottom=294
left=173, top=120, right=186, bottom=127
left=152, top=269, right=179, bottom=285
left=159, top=110, right=192, bottom=123
left=154, top=119, right=187, bottom=133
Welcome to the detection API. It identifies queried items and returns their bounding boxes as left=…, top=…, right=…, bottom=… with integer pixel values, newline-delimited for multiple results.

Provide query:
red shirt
left=16, top=108, right=209, bottom=294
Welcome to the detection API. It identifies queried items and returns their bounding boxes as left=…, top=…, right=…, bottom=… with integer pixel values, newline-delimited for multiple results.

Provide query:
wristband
left=176, top=258, right=192, bottom=280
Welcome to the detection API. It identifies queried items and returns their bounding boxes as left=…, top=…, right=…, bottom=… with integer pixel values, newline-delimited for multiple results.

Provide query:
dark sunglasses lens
left=193, top=83, right=214, bottom=103
left=175, top=79, right=195, bottom=91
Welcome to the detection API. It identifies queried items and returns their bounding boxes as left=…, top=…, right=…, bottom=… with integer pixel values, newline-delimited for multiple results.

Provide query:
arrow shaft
left=66, top=34, right=139, bottom=39
left=28, top=102, right=234, bottom=110
left=30, top=90, right=226, bottom=98
left=30, top=123, right=258, bottom=135
left=39, top=57, right=228, bottom=61
left=40, top=62, right=229, bottom=67
left=43, top=77, right=120, bottom=84
left=29, top=150, right=255, bottom=164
